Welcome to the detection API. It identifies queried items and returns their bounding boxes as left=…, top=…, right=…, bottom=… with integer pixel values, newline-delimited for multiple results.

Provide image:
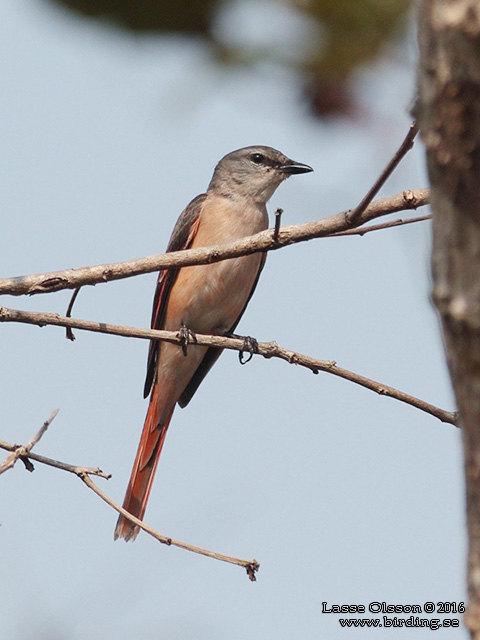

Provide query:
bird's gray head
left=208, top=145, right=313, bottom=204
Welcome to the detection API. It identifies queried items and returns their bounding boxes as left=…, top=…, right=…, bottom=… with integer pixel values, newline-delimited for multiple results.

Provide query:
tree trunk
left=417, top=0, right=480, bottom=636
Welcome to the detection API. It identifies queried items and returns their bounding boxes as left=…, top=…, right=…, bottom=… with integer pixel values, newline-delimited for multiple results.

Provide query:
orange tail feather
left=114, top=385, right=174, bottom=542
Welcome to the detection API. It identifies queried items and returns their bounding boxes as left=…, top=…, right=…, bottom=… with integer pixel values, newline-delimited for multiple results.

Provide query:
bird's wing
left=178, top=252, right=267, bottom=408
left=143, top=193, right=206, bottom=398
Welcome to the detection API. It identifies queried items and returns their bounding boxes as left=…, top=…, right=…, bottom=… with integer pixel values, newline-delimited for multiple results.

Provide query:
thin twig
left=0, top=437, right=111, bottom=478
left=273, top=208, right=283, bottom=243
left=79, top=473, right=259, bottom=580
left=332, top=214, right=432, bottom=237
left=0, top=409, right=59, bottom=475
left=347, top=121, right=420, bottom=225
left=65, top=287, right=81, bottom=341
left=0, top=189, right=429, bottom=297
left=25, top=409, right=59, bottom=452
left=0, top=306, right=457, bottom=426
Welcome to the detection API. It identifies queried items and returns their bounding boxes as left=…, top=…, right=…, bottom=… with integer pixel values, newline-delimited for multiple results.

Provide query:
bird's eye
left=250, top=153, right=265, bottom=164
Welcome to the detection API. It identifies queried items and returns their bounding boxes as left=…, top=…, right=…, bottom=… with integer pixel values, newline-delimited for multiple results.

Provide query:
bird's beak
left=280, top=160, right=314, bottom=175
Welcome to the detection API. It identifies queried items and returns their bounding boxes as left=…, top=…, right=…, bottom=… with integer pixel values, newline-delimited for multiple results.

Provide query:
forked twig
left=0, top=436, right=111, bottom=479
left=0, top=409, right=59, bottom=475
left=0, top=417, right=259, bottom=580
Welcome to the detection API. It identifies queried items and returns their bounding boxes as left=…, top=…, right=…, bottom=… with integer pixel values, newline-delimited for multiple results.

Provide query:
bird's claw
left=177, top=325, right=197, bottom=356
left=236, top=335, right=258, bottom=365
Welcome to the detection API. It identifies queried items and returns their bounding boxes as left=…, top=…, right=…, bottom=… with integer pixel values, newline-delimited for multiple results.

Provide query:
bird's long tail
left=114, top=384, right=174, bottom=542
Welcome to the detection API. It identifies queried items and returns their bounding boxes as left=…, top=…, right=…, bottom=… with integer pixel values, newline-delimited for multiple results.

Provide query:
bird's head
left=208, top=145, right=313, bottom=204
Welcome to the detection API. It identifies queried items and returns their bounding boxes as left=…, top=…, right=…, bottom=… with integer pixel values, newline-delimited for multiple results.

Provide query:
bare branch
left=0, top=189, right=429, bottom=297
left=0, top=436, right=111, bottom=479
left=0, top=409, right=59, bottom=475
left=0, top=306, right=456, bottom=426
left=332, top=214, right=432, bottom=237
left=347, top=121, right=420, bottom=225
left=273, top=207, right=283, bottom=243
left=65, top=286, right=81, bottom=341
left=79, top=473, right=259, bottom=580
left=24, top=409, right=59, bottom=452
left=0, top=431, right=259, bottom=579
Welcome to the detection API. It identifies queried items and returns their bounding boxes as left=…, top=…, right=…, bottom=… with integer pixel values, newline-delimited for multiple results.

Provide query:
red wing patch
left=143, top=201, right=203, bottom=398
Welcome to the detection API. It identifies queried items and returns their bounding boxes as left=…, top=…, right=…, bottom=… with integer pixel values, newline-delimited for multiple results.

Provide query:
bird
left=114, top=145, right=313, bottom=541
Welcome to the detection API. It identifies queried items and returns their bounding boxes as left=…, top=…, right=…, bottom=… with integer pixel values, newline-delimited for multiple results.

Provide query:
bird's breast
left=164, top=195, right=268, bottom=335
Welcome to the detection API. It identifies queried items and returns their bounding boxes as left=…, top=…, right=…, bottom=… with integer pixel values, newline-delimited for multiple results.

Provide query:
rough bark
left=417, top=1, right=480, bottom=635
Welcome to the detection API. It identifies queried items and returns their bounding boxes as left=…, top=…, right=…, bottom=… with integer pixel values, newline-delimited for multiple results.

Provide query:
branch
left=79, top=474, right=259, bottom=580
left=0, top=435, right=111, bottom=479
left=332, top=214, right=432, bottom=237
left=0, top=427, right=259, bottom=580
left=347, top=121, right=420, bottom=225
left=0, top=306, right=457, bottom=426
left=0, top=409, right=59, bottom=475
left=0, top=189, right=429, bottom=297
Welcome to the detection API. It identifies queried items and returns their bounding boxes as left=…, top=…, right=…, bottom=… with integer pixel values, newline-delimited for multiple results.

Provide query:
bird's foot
left=229, top=333, right=259, bottom=364
left=177, top=324, right=197, bottom=356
